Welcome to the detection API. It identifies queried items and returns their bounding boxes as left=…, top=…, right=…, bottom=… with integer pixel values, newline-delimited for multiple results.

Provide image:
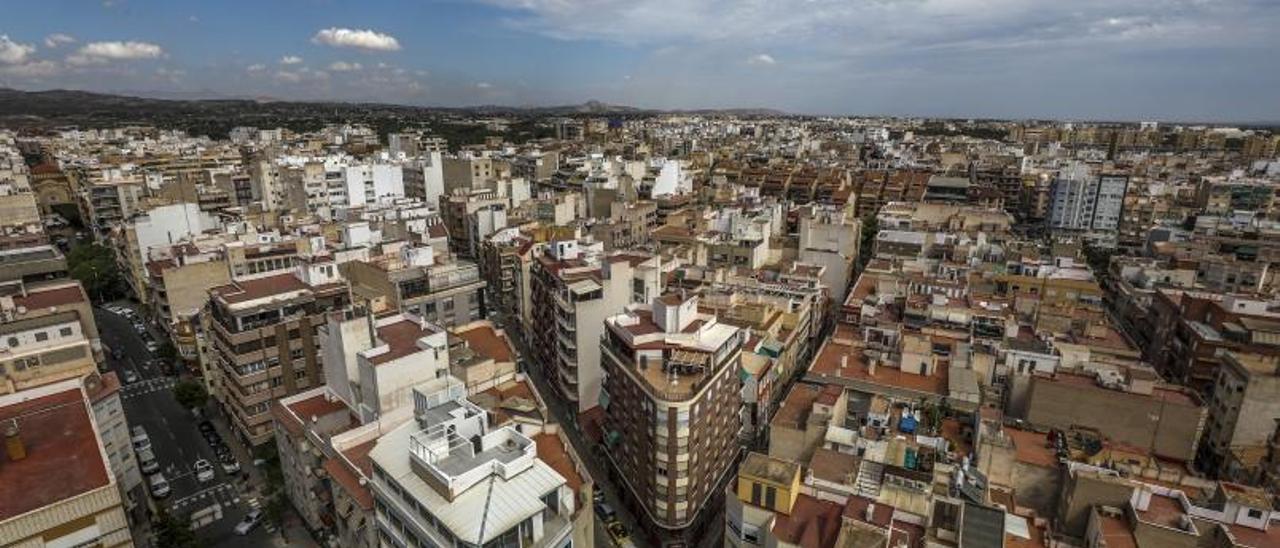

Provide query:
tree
left=153, top=507, right=200, bottom=548
left=172, top=380, right=209, bottom=410
left=858, top=214, right=880, bottom=269
left=66, top=243, right=124, bottom=302
left=156, top=339, right=179, bottom=366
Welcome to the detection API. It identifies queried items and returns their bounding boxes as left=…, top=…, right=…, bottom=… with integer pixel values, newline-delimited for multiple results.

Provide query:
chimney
left=5, top=419, right=25, bottom=462
left=865, top=502, right=877, bottom=523
left=841, top=355, right=848, bottom=369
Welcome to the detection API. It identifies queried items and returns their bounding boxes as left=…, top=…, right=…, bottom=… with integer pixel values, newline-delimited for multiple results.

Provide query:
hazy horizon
left=2, top=0, right=1278, bottom=122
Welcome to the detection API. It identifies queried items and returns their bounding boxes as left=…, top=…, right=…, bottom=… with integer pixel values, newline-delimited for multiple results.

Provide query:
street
left=95, top=303, right=278, bottom=547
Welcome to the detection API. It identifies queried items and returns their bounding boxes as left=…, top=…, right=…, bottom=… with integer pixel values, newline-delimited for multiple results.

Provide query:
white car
left=138, top=448, right=160, bottom=475
left=194, top=459, right=215, bottom=483
left=234, top=509, right=263, bottom=535
left=122, top=370, right=139, bottom=384
left=130, top=426, right=151, bottom=452
left=148, top=473, right=171, bottom=498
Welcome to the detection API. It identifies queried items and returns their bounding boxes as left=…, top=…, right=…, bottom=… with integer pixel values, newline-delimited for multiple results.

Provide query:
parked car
left=121, top=369, right=139, bottom=384
left=234, top=509, right=263, bottom=535
left=145, top=341, right=160, bottom=353
left=138, top=448, right=160, bottom=474
left=194, top=459, right=215, bottom=483
left=130, top=426, right=151, bottom=452
left=148, top=473, right=171, bottom=498
left=198, top=420, right=216, bottom=435
left=595, top=502, right=617, bottom=523
left=220, top=454, right=241, bottom=474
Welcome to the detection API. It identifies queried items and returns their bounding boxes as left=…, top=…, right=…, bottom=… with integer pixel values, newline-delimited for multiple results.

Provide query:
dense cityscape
left=0, top=105, right=1278, bottom=548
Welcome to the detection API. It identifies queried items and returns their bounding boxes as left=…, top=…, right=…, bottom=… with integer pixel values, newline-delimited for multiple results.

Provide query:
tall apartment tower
left=600, top=293, right=745, bottom=540
left=1048, top=162, right=1129, bottom=232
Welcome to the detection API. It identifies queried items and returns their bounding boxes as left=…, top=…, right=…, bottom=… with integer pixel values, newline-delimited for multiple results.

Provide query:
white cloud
left=747, top=53, right=776, bottom=66
left=476, top=82, right=493, bottom=89
left=188, top=15, right=199, bottom=23
left=246, top=63, right=266, bottom=72
left=67, top=41, right=164, bottom=65
left=328, top=61, right=363, bottom=71
left=0, top=60, right=60, bottom=78
left=43, top=33, right=76, bottom=49
left=0, top=35, right=36, bottom=65
left=274, top=70, right=302, bottom=83
left=311, top=28, right=401, bottom=51
left=479, top=0, right=1274, bottom=56
left=279, top=55, right=303, bottom=65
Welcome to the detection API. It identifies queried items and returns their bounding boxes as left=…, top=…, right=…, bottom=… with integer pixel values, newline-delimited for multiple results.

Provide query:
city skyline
left=2, top=0, right=1279, bottom=122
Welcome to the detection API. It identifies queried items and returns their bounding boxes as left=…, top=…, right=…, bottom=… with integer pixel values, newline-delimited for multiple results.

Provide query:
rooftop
left=809, top=339, right=949, bottom=397
left=0, top=384, right=110, bottom=522
left=453, top=322, right=515, bottom=363
left=739, top=451, right=800, bottom=487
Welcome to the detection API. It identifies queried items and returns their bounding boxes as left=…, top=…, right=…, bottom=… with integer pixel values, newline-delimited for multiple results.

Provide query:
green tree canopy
left=67, top=243, right=124, bottom=302
left=173, top=380, right=209, bottom=410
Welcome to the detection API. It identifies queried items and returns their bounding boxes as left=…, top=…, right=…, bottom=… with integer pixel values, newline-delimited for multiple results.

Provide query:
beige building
left=0, top=281, right=102, bottom=395
left=0, top=379, right=135, bottom=547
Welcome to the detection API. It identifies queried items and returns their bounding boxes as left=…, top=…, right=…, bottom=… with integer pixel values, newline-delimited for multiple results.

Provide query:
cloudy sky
left=1, top=0, right=1277, bottom=121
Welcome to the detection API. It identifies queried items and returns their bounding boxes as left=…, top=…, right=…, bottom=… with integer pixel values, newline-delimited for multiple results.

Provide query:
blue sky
left=1, top=0, right=1278, bottom=121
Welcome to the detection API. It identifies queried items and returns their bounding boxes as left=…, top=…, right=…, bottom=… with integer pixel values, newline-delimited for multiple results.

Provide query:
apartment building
left=0, top=379, right=134, bottom=547
left=1146, top=290, right=1280, bottom=392
left=115, top=202, right=220, bottom=300
left=82, top=177, right=145, bottom=238
left=369, top=378, right=591, bottom=548
left=208, top=261, right=349, bottom=445
left=1048, top=163, right=1130, bottom=243
left=86, top=372, right=143, bottom=513
left=529, top=240, right=639, bottom=412
left=440, top=189, right=508, bottom=258
left=344, top=243, right=487, bottom=328
left=600, top=293, right=745, bottom=539
left=0, top=280, right=102, bottom=394
left=1200, top=351, right=1280, bottom=480
left=796, top=203, right=861, bottom=304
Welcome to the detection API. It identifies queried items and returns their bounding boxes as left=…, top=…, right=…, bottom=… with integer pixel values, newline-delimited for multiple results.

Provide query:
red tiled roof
left=534, top=432, right=585, bottom=495
left=772, top=493, right=843, bottom=548
left=454, top=324, right=514, bottom=363
left=13, top=284, right=87, bottom=310
left=0, top=387, right=110, bottom=521
left=85, top=372, right=121, bottom=404
left=286, top=393, right=351, bottom=424
left=324, top=439, right=377, bottom=511
left=369, top=319, right=432, bottom=365
left=212, top=273, right=309, bottom=305
left=810, top=340, right=948, bottom=396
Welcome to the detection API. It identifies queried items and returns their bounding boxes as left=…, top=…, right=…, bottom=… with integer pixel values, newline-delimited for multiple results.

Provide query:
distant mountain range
left=0, top=87, right=787, bottom=123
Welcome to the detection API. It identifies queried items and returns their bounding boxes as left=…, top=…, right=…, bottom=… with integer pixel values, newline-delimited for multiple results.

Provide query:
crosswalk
left=169, top=481, right=240, bottom=511
left=120, top=377, right=176, bottom=400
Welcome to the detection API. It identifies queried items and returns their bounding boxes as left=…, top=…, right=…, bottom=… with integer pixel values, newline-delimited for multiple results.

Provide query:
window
left=1248, top=508, right=1263, bottom=519
left=765, top=486, right=777, bottom=508
left=750, top=482, right=762, bottom=506
left=59, top=327, right=73, bottom=337
left=5, top=337, right=15, bottom=347
left=34, top=332, right=48, bottom=342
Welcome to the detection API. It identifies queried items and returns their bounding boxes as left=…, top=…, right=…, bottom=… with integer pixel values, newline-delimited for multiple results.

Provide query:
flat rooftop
left=0, top=386, right=110, bottom=521
left=453, top=323, right=514, bottom=363
left=368, top=318, right=437, bottom=366
left=810, top=339, right=949, bottom=396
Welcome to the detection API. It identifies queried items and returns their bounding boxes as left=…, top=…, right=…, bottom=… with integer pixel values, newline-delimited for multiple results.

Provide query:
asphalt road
left=95, top=303, right=276, bottom=547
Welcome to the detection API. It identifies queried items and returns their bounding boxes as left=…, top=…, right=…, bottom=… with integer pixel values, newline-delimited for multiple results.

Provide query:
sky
left=0, top=0, right=1278, bottom=121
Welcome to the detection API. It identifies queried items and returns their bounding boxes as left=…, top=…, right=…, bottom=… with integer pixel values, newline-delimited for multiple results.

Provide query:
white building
left=369, top=379, right=583, bottom=548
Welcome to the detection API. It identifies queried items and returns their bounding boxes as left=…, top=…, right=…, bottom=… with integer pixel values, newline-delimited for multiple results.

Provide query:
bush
left=173, top=380, right=209, bottom=410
